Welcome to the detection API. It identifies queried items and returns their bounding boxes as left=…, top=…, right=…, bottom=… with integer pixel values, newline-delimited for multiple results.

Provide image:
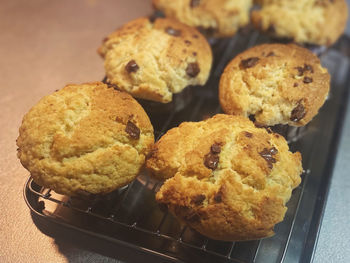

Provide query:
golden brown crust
left=98, top=17, right=212, bottom=103
left=147, top=114, right=302, bottom=241
left=17, top=82, right=154, bottom=196
left=252, top=0, right=348, bottom=46
left=219, top=43, right=330, bottom=127
left=152, top=0, right=253, bottom=37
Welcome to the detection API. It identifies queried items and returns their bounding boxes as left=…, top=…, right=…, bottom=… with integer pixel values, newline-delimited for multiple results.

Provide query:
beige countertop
left=0, top=1, right=151, bottom=262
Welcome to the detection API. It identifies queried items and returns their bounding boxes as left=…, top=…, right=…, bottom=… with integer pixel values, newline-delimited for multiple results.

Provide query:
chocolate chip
left=294, top=83, right=299, bottom=87
left=259, top=147, right=278, bottom=169
left=193, top=52, right=197, bottom=56
left=186, top=62, right=200, bottom=77
left=269, top=147, right=278, bottom=155
left=192, top=34, right=199, bottom=39
left=214, top=193, right=222, bottom=203
left=296, top=64, right=314, bottom=77
left=107, top=83, right=120, bottom=90
left=148, top=14, right=157, bottom=23
left=240, top=57, right=260, bottom=69
left=303, top=76, right=313, bottom=84
left=210, top=143, right=221, bottom=154
left=165, top=27, right=181, bottom=36
left=290, top=102, right=306, bottom=122
left=192, top=194, right=205, bottom=205
left=295, top=66, right=304, bottom=76
left=125, top=121, right=140, bottom=139
left=204, top=153, right=219, bottom=170
left=190, top=0, right=201, bottom=7
left=266, top=51, right=275, bottom=57
left=184, top=40, right=191, bottom=45
left=125, top=60, right=139, bottom=73
left=245, top=131, right=253, bottom=138
left=304, top=64, right=314, bottom=73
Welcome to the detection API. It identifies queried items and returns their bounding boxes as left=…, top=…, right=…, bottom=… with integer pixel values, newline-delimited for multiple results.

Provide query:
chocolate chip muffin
left=98, top=17, right=212, bottom=103
left=252, top=0, right=348, bottom=46
left=152, top=0, right=253, bottom=38
left=219, top=43, right=330, bottom=127
left=146, top=114, right=302, bottom=241
left=17, top=82, right=154, bottom=196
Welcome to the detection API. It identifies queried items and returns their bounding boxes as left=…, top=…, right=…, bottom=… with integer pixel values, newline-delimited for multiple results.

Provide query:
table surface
left=0, top=1, right=349, bottom=262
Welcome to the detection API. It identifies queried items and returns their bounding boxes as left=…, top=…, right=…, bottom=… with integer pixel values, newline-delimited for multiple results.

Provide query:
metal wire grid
left=24, top=31, right=350, bottom=263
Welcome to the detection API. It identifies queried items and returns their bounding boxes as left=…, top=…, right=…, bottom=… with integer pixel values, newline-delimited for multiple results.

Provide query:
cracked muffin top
left=219, top=43, right=330, bottom=127
left=98, top=17, right=212, bottom=103
left=152, top=0, right=253, bottom=38
left=17, top=82, right=154, bottom=196
left=146, top=114, right=302, bottom=241
left=252, top=0, right=348, bottom=46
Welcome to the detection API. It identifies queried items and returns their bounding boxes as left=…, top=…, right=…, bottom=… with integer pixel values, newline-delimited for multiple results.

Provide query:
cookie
left=17, top=82, right=154, bottom=196
left=252, top=0, right=348, bottom=46
left=219, top=43, right=330, bottom=127
left=98, top=17, right=212, bottom=103
left=146, top=114, right=302, bottom=241
left=152, top=0, right=253, bottom=38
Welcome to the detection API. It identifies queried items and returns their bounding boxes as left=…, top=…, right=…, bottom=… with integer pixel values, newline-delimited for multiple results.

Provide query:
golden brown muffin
left=98, top=17, right=212, bottom=103
left=252, top=0, right=348, bottom=46
left=147, top=114, right=302, bottom=241
left=17, top=82, right=154, bottom=196
left=153, top=0, right=253, bottom=38
left=219, top=43, right=330, bottom=127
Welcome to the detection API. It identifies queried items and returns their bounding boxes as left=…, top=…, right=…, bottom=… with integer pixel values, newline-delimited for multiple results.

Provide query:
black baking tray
left=24, top=30, right=350, bottom=263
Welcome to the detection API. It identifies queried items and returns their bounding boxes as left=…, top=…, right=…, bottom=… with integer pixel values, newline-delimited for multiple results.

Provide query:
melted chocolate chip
left=125, top=121, right=140, bottom=139
left=303, top=76, right=313, bottom=84
left=245, top=131, right=253, bottom=138
left=240, top=57, right=260, bottom=69
left=186, top=62, right=200, bottom=77
left=193, top=52, right=197, bottom=56
left=192, top=194, right=206, bottom=205
left=125, top=60, right=139, bottom=73
left=294, top=83, right=299, bottom=87
left=190, top=0, right=201, bottom=7
left=214, top=193, right=222, bottom=203
left=184, top=40, right=191, bottom=45
left=210, top=143, right=221, bottom=154
left=290, top=102, right=306, bottom=122
left=295, top=66, right=304, bottom=76
left=204, top=153, right=219, bottom=170
left=192, top=34, right=199, bottom=39
left=304, top=64, right=314, bottom=73
left=296, top=64, right=314, bottom=77
left=165, top=27, right=181, bottom=36
left=259, top=147, right=278, bottom=169
left=148, top=14, right=157, bottom=23
left=266, top=51, right=275, bottom=57
left=269, top=147, right=278, bottom=155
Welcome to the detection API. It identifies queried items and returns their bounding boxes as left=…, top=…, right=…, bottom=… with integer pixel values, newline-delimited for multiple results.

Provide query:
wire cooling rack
left=24, top=30, right=350, bottom=263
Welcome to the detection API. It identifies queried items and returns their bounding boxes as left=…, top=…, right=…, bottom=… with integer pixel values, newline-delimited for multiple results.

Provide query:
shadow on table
left=30, top=211, right=163, bottom=263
